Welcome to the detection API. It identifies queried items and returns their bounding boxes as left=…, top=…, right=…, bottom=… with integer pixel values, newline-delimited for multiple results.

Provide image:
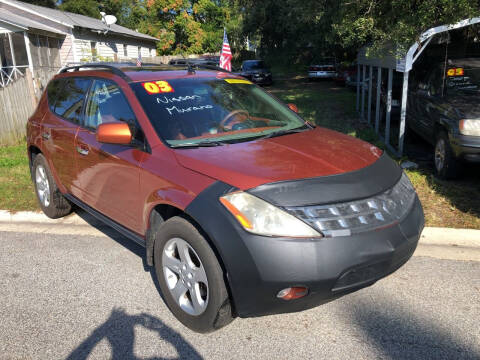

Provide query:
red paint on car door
left=72, top=78, right=144, bottom=234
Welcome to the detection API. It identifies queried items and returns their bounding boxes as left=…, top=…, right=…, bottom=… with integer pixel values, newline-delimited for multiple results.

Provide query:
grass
left=0, top=142, right=39, bottom=212
left=0, top=77, right=479, bottom=228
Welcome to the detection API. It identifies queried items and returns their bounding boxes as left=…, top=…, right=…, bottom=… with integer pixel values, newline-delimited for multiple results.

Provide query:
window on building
left=10, top=33, right=28, bottom=67
left=123, top=44, right=128, bottom=57
left=138, top=46, right=141, bottom=57
left=0, top=34, right=13, bottom=68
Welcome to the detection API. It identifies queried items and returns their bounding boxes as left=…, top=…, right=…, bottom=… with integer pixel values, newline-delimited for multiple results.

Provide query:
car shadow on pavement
left=73, top=209, right=149, bottom=269
left=347, top=295, right=480, bottom=359
left=73, top=209, right=169, bottom=305
left=66, top=308, right=202, bottom=360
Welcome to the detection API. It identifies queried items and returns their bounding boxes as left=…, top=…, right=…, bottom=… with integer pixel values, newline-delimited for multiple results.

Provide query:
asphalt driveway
left=0, top=228, right=479, bottom=360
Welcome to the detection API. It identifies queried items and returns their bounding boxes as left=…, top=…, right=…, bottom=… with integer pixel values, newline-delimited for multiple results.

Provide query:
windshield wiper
left=170, top=140, right=228, bottom=148
left=260, top=125, right=310, bottom=140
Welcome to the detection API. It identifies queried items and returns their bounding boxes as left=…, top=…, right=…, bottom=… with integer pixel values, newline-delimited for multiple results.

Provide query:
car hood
left=173, top=127, right=382, bottom=190
left=444, top=94, right=480, bottom=119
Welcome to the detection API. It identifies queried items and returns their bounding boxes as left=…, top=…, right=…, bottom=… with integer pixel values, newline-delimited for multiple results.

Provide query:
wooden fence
left=0, top=70, right=37, bottom=145
left=0, top=68, right=58, bottom=145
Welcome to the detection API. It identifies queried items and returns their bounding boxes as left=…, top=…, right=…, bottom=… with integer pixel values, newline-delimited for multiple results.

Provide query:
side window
left=428, top=67, right=443, bottom=96
left=53, top=78, right=91, bottom=124
left=84, top=79, right=142, bottom=141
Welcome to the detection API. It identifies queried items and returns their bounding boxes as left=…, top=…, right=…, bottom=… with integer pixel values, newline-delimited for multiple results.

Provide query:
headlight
left=220, top=192, right=321, bottom=238
left=460, top=119, right=480, bottom=136
left=285, top=173, right=416, bottom=238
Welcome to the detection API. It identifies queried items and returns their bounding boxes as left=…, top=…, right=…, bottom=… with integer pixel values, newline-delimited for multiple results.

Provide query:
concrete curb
left=0, top=210, right=90, bottom=226
left=0, top=210, right=479, bottom=248
left=420, top=227, right=480, bottom=248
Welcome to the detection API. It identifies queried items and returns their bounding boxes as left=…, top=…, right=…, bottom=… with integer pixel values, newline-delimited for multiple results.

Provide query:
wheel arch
left=28, top=145, right=42, bottom=180
left=145, top=202, right=236, bottom=315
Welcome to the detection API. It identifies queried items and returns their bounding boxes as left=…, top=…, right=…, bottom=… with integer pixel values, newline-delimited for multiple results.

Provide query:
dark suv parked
left=237, top=60, right=273, bottom=85
left=408, top=58, right=480, bottom=178
left=27, top=64, right=424, bottom=333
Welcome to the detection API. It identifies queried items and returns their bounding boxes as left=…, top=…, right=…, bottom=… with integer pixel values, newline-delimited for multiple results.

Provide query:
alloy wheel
left=162, top=238, right=209, bottom=316
left=35, top=165, right=50, bottom=208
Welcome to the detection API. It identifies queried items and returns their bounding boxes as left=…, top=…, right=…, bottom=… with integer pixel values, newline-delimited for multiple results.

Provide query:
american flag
left=136, top=53, right=142, bottom=67
left=219, top=29, right=232, bottom=71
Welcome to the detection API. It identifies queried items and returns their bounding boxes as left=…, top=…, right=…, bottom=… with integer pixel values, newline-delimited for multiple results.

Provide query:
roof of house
left=0, top=7, right=69, bottom=34
left=0, top=0, right=158, bottom=42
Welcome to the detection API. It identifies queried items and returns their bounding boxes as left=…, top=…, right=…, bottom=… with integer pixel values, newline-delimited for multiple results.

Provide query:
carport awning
left=356, top=16, right=480, bottom=157
left=358, top=17, right=480, bottom=72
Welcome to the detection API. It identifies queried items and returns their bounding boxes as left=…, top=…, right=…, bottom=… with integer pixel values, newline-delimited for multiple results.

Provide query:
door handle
left=76, top=146, right=89, bottom=156
left=42, top=132, right=50, bottom=140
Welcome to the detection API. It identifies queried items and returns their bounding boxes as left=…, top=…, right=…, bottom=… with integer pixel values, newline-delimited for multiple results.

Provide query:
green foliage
left=22, top=0, right=56, bottom=8
left=138, top=0, right=233, bottom=55
left=239, top=0, right=480, bottom=64
left=332, top=0, right=480, bottom=56
left=59, top=0, right=102, bottom=19
left=59, top=0, right=147, bottom=29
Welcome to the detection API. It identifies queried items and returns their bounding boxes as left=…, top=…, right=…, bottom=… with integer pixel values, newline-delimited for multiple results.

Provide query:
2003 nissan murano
left=27, top=64, right=424, bottom=333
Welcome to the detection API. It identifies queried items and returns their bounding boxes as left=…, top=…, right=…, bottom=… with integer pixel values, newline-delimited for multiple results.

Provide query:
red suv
left=27, top=64, right=424, bottom=333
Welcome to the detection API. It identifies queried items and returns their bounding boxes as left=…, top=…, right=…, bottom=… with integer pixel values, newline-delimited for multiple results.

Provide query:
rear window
left=130, top=77, right=305, bottom=146
left=446, top=67, right=480, bottom=93
left=243, top=61, right=266, bottom=70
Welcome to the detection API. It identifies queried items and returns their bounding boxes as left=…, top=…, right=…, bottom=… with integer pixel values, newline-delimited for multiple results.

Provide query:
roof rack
left=59, top=63, right=132, bottom=82
left=170, top=62, right=231, bottom=73
left=193, top=64, right=231, bottom=73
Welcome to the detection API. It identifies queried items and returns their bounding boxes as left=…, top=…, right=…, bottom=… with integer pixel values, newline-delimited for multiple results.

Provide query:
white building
left=0, top=0, right=158, bottom=88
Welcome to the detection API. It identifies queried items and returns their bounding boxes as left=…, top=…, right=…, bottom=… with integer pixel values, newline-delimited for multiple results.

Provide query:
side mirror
left=96, top=122, right=132, bottom=145
left=287, top=103, right=299, bottom=113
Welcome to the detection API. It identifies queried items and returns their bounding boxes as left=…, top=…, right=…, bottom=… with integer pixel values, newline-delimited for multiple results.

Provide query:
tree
left=59, top=0, right=147, bottom=29
left=139, top=0, right=232, bottom=55
left=59, top=0, right=102, bottom=19
left=332, top=0, right=480, bottom=56
left=21, top=0, right=56, bottom=8
left=238, top=0, right=480, bottom=63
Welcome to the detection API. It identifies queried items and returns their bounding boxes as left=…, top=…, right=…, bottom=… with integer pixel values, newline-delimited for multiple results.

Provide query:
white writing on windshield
left=156, top=95, right=202, bottom=104
left=166, top=105, right=214, bottom=115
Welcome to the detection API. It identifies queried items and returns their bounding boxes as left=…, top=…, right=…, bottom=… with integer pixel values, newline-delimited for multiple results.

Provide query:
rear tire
left=32, top=154, right=72, bottom=218
left=153, top=216, right=234, bottom=333
left=434, top=131, right=460, bottom=179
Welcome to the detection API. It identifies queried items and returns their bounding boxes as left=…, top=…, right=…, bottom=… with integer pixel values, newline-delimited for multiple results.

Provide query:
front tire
left=153, top=216, right=234, bottom=333
left=434, top=131, right=460, bottom=179
left=32, top=154, right=72, bottom=218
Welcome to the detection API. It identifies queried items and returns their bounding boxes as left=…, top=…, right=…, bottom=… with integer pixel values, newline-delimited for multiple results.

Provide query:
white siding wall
left=59, top=34, right=74, bottom=64
left=126, top=44, right=139, bottom=58
left=72, top=31, right=157, bottom=62
left=96, top=41, right=117, bottom=60
left=74, top=38, right=91, bottom=61
left=141, top=47, right=150, bottom=57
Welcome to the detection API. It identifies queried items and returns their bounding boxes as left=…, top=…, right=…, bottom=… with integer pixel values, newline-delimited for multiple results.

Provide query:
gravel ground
left=0, top=230, right=479, bottom=360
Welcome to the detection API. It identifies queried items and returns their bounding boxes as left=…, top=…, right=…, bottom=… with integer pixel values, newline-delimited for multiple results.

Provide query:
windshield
left=446, top=67, right=480, bottom=94
left=130, top=77, right=306, bottom=146
left=243, top=61, right=265, bottom=70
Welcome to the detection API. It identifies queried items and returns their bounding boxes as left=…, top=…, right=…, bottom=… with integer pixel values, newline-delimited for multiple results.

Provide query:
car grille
left=285, top=173, right=416, bottom=237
